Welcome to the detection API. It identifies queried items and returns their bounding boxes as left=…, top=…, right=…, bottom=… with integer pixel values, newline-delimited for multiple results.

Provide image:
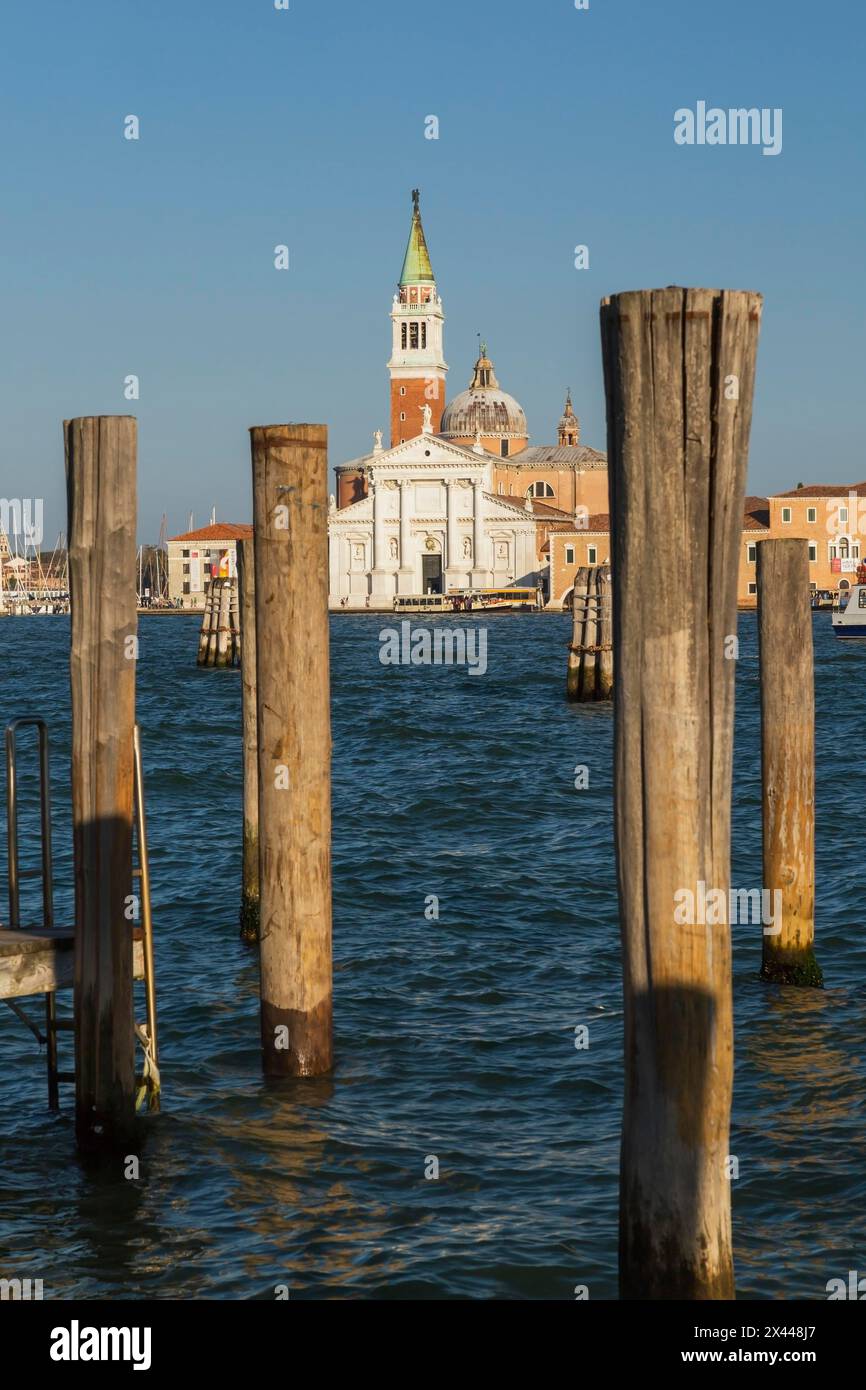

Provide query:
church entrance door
left=422, top=556, right=443, bottom=594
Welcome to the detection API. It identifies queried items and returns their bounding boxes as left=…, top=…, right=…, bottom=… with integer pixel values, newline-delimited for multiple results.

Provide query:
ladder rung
left=55, top=1071, right=76, bottom=1083
left=51, top=1019, right=75, bottom=1032
left=132, top=868, right=142, bottom=878
left=17, top=868, right=45, bottom=879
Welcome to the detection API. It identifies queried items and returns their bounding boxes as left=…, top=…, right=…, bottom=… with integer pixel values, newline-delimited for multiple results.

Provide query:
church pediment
left=483, top=493, right=537, bottom=524
left=329, top=494, right=372, bottom=522
left=340, top=433, right=484, bottom=474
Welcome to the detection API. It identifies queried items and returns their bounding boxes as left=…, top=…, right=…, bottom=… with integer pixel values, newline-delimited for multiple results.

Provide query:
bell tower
left=388, top=190, right=448, bottom=446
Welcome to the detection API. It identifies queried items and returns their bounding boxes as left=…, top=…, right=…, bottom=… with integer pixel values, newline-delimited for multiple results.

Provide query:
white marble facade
left=329, top=434, right=539, bottom=609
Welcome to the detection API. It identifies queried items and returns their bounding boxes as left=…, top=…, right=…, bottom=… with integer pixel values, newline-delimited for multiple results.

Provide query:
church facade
left=328, top=192, right=608, bottom=609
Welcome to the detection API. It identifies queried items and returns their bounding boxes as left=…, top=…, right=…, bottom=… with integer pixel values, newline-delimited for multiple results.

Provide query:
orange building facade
left=547, top=485, right=866, bottom=610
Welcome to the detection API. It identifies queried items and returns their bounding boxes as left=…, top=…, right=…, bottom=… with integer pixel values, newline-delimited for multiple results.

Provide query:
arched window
left=401, top=323, right=407, bottom=350
left=526, top=482, right=555, bottom=498
left=410, top=323, right=419, bottom=349
left=421, top=322, right=427, bottom=349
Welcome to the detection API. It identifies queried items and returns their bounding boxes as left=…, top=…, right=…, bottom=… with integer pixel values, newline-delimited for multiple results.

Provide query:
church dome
left=439, top=346, right=528, bottom=441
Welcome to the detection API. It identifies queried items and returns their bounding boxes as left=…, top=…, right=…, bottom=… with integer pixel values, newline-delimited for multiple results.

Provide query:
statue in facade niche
left=420, top=403, right=433, bottom=432
left=462, top=537, right=472, bottom=559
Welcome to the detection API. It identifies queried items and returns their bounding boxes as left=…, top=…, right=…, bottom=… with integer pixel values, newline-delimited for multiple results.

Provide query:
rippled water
left=0, top=611, right=863, bottom=1299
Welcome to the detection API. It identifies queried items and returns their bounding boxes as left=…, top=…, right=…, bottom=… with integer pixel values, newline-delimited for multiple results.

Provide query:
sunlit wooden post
left=237, top=538, right=259, bottom=942
left=566, top=566, right=589, bottom=701
left=601, top=287, right=762, bottom=1298
left=65, top=415, right=138, bottom=1152
left=596, top=565, right=613, bottom=699
left=251, top=424, right=333, bottom=1075
left=757, top=538, right=821, bottom=986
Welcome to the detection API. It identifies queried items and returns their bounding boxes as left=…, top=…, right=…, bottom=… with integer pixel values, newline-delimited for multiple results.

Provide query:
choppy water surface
left=0, top=612, right=863, bottom=1299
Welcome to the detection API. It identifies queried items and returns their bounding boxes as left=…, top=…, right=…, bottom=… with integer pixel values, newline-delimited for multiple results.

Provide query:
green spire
left=399, top=189, right=435, bottom=286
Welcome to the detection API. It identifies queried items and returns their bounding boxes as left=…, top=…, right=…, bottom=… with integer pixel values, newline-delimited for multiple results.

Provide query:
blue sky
left=1, top=0, right=863, bottom=542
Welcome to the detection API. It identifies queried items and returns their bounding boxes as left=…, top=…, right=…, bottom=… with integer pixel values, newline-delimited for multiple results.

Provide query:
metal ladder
left=3, top=718, right=160, bottom=1112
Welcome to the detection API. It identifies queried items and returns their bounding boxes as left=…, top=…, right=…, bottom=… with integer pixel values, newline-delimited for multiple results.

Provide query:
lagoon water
left=0, top=612, right=863, bottom=1299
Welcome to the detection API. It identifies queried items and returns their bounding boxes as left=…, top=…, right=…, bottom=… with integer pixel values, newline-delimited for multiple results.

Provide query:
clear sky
left=1, top=0, right=863, bottom=542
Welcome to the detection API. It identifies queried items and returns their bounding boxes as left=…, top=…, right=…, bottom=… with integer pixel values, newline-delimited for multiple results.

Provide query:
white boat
left=831, top=584, right=866, bottom=639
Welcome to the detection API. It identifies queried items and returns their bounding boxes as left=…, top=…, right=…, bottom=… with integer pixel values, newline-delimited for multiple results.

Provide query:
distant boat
left=831, top=584, right=866, bottom=640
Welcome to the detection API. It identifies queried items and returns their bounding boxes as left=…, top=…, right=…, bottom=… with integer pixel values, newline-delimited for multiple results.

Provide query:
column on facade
left=372, top=478, right=385, bottom=570
left=473, top=480, right=485, bottom=572
left=399, top=479, right=411, bottom=568
left=446, top=479, right=460, bottom=571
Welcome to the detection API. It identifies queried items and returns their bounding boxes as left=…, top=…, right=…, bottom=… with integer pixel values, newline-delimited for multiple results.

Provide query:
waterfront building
left=167, top=522, right=252, bottom=609
left=547, top=485, right=866, bottom=610
left=741, top=484, right=866, bottom=603
left=329, top=193, right=607, bottom=609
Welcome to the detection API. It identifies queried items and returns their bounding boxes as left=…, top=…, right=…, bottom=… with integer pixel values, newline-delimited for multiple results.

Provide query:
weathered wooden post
left=65, top=416, right=138, bottom=1152
left=214, top=580, right=230, bottom=666
left=756, top=539, right=821, bottom=986
left=579, top=567, right=599, bottom=699
left=237, top=539, right=259, bottom=943
left=566, top=566, right=589, bottom=701
left=251, top=424, right=333, bottom=1075
left=601, top=287, right=762, bottom=1299
left=196, top=583, right=215, bottom=665
left=597, top=565, right=613, bottom=699
left=229, top=577, right=241, bottom=666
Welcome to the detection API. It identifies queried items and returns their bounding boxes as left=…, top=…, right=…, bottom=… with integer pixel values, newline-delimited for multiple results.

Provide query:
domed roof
left=439, top=346, right=528, bottom=440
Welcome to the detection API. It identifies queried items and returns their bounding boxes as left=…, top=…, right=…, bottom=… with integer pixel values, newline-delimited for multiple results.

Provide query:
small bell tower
left=558, top=389, right=580, bottom=446
left=387, top=190, right=448, bottom=446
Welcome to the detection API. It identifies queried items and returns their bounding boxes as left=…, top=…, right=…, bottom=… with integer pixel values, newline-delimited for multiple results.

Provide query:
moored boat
left=831, top=583, right=866, bottom=639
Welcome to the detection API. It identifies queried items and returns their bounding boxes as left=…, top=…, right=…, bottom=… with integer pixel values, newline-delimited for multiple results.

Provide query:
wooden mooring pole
left=197, top=577, right=240, bottom=668
left=566, top=565, right=612, bottom=702
left=65, top=416, right=138, bottom=1152
left=756, top=539, right=821, bottom=986
left=250, top=424, right=333, bottom=1075
left=236, top=538, right=260, bottom=943
left=566, top=566, right=589, bottom=700
left=601, top=287, right=762, bottom=1299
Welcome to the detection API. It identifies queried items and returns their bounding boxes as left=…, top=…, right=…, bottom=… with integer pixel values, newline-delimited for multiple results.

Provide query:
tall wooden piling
left=237, top=538, right=260, bottom=943
left=596, top=566, right=613, bottom=699
left=756, top=539, right=821, bottom=986
left=579, top=568, right=599, bottom=699
left=566, top=566, right=612, bottom=703
left=601, top=287, right=762, bottom=1299
left=566, top=567, right=589, bottom=700
left=251, top=424, right=332, bottom=1075
left=197, top=583, right=215, bottom=664
left=197, top=577, right=241, bottom=668
left=65, top=416, right=138, bottom=1152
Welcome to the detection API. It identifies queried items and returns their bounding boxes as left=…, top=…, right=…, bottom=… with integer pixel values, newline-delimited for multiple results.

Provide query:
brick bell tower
left=388, top=190, right=448, bottom=446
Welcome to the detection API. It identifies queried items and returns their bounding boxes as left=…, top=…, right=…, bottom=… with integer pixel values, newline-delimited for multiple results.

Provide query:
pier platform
left=0, top=928, right=144, bottom=1001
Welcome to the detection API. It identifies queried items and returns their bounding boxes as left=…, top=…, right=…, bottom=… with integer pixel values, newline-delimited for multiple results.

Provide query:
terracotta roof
left=743, top=496, right=770, bottom=530
left=772, top=482, right=866, bottom=498
left=545, top=514, right=611, bottom=548
left=526, top=501, right=575, bottom=519
left=511, top=444, right=607, bottom=467
left=169, top=523, right=252, bottom=543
